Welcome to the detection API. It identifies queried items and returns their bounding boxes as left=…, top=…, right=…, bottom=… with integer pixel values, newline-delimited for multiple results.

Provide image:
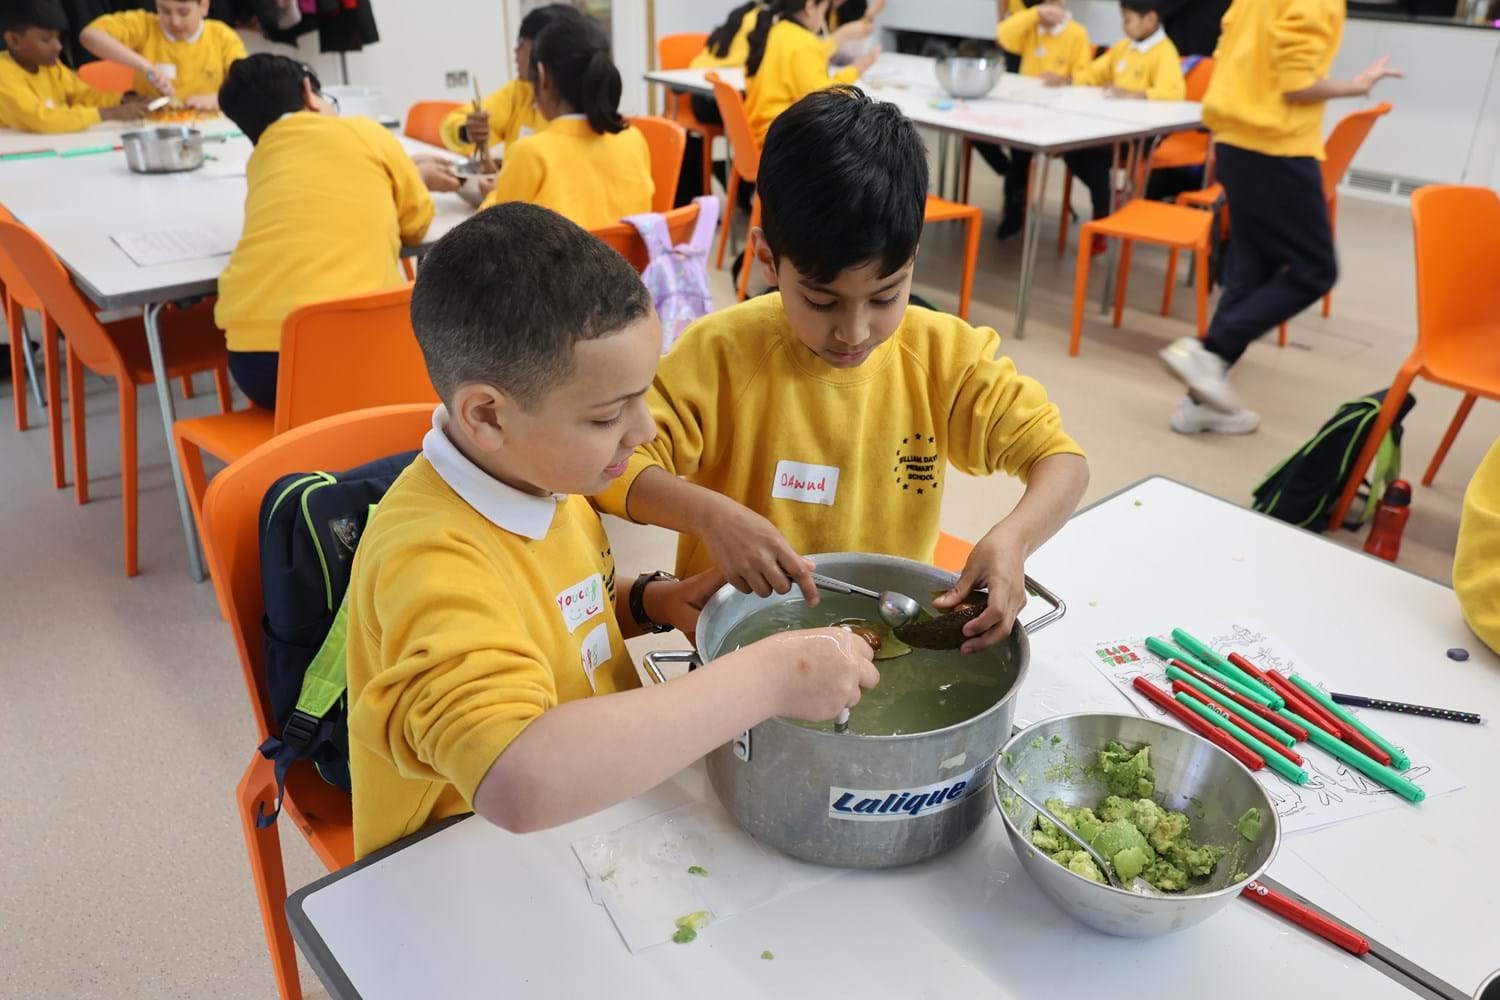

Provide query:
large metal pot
left=645, top=552, right=1062, bottom=869
left=121, top=127, right=217, bottom=173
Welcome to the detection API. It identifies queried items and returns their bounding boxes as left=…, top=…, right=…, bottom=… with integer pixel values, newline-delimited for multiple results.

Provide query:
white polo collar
left=552, top=112, right=587, bottom=121
left=1131, top=28, right=1167, bottom=53
left=1041, top=12, right=1072, bottom=37
left=160, top=20, right=205, bottom=44
left=423, top=405, right=563, bottom=540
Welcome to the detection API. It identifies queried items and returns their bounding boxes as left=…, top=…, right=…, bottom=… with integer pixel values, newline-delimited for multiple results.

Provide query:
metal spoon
left=993, top=756, right=1160, bottom=896
left=809, top=573, right=921, bottom=627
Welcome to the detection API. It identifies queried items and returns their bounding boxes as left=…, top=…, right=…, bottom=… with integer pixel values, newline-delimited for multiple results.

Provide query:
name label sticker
left=580, top=623, right=612, bottom=691
left=828, top=762, right=989, bottom=822
left=556, top=573, right=605, bottom=632
left=771, top=460, right=840, bottom=506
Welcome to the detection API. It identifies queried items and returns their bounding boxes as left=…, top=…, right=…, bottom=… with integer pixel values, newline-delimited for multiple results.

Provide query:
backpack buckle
left=283, top=709, right=320, bottom=751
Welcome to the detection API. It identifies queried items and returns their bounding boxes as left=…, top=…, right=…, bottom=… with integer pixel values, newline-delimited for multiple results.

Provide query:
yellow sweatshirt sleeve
left=1078, top=43, right=1116, bottom=86
left=997, top=8, right=1039, bottom=55
left=1455, top=438, right=1500, bottom=656
left=213, top=20, right=248, bottom=72
left=0, top=64, right=118, bottom=132
left=359, top=119, right=434, bottom=245
left=439, top=81, right=521, bottom=154
left=1271, top=0, right=1341, bottom=94
left=1147, top=46, right=1187, bottom=100
left=946, top=323, right=1084, bottom=480
left=482, top=134, right=544, bottom=210
left=87, top=9, right=151, bottom=48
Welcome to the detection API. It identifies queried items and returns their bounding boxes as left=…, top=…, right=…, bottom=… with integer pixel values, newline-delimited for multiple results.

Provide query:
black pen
left=1329, top=692, right=1483, bottom=726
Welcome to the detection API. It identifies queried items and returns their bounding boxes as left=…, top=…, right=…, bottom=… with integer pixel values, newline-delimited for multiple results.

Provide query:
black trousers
left=227, top=350, right=279, bottom=411
left=1005, top=148, right=1114, bottom=222
left=1205, top=143, right=1337, bottom=366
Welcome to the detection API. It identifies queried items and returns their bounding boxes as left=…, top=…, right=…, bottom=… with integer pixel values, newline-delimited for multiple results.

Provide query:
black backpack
left=254, top=450, right=419, bottom=827
left=1253, top=390, right=1416, bottom=533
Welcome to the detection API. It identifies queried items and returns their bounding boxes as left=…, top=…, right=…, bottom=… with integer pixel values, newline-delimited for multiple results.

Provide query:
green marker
left=1150, top=636, right=1274, bottom=707
left=60, top=145, right=117, bottom=158
left=1289, top=674, right=1410, bottom=770
left=1301, top=717, right=1425, bottom=803
left=0, top=150, right=58, bottom=161
left=1172, top=628, right=1280, bottom=705
left=1277, top=706, right=1338, bottom=742
left=1166, top=666, right=1295, bottom=747
left=1176, top=692, right=1308, bottom=785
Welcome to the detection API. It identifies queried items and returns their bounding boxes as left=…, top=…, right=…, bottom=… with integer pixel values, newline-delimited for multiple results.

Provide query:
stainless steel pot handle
left=641, top=649, right=700, bottom=686
left=1020, top=575, right=1065, bottom=634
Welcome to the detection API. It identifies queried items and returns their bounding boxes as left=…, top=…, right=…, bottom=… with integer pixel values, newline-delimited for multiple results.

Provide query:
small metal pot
left=935, top=56, right=1005, bottom=99
left=645, top=552, right=1062, bottom=869
left=121, top=127, right=217, bottom=174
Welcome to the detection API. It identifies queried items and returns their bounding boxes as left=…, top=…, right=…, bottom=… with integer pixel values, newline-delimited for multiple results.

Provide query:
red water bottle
left=1364, top=480, right=1412, bottom=562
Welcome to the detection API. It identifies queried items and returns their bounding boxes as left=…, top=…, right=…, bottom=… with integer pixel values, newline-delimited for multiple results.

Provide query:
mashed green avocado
left=672, top=911, right=711, bottom=944
left=1236, top=808, right=1263, bottom=842
left=1028, top=743, right=1231, bottom=892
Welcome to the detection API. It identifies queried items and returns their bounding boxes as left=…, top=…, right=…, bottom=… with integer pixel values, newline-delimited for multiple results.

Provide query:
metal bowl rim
left=121, top=126, right=203, bottom=142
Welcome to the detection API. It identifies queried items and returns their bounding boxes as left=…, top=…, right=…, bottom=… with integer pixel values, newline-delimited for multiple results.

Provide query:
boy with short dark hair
left=344, top=203, right=876, bottom=858
left=595, top=87, right=1089, bottom=655
left=79, top=0, right=246, bottom=111
left=0, top=0, right=150, bottom=132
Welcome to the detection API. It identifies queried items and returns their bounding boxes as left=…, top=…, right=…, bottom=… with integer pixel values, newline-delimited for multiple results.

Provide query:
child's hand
left=854, top=45, right=883, bottom=74
left=933, top=528, right=1028, bottom=653
left=464, top=109, right=490, bottom=145
left=417, top=158, right=461, bottom=193
left=184, top=93, right=218, bottom=112
left=145, top=68, right=175, bottom=98
left=703, top=504, right=819, bottom=603
left=1040, top=71, right=1070, bottom=87
left=101, top=98, right=152, bottom=121
left=762, top=627, right=879, bottom=721
left=641, top=569, right=726, bottom=636
left=1353, top=55, right=1404, bottom=95
left=1035, top=5, right=1067, bottom=27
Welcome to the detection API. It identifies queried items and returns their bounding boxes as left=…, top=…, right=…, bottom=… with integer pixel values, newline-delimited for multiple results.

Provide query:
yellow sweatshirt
left=692, top=7, right=760, bottom=68
left=0, top=53, right=120, bottom=133
left=595, top=295, right=1084, bottom=579
left=746, top=18, right=861, bottom=145
left=347, top=433, right=636, bottom=858
left=1202, top=0, right=1345, bottom=159
left=997, top=7, right=1094, bottom=80
left=480, top=117, right=654, bottom=230
left=1078, top=31, right=1186, bottom=100
left=215, top=113, right=433, bottom=354
left=437, top=78, right=548, bottom=155
left=85, top=10, right=246, bottom=100
left=1455, top=437, right=1500, bottom=657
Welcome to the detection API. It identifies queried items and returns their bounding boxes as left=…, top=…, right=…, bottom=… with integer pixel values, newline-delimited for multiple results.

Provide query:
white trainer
left=1159, top=337, right=1240, bottom=414
left=1170, top=395, right=1261, bottom=435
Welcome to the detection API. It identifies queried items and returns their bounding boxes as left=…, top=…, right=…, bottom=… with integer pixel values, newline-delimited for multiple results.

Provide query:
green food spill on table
left=672, top=910, right=711, bottom=944
left=687, top=865, right=708, bottom=876
left=761, top=951, right=775, bottom=960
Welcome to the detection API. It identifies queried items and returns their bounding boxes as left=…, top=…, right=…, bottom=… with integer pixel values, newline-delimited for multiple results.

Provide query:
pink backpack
left=624, top=196, right=721, bottom=353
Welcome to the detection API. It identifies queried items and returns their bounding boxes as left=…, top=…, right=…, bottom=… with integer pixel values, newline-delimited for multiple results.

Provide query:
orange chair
left=1, top=204, right=46, bottom=436
left=628, top=115, right=687, bottom=214
left=0, top=220, right=232, bottom=575
left=78, top=59, right=134, bottom=94
left=1329, top=186, right=1500, bottom=530
left=933, top=531, right=973, bottom=574
left=593, top=203, right=703, bottom=273
left=200, top=403, right=433, bottom=1000
left=404, top=100, right=464, bottom=148
left=1068, top=199, right=1212, bottom=356
left=658, top=32, right=724, bottom=200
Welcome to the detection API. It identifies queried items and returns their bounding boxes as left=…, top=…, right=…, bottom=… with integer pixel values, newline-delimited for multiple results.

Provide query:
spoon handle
left=810, top=573, right=881, bottom=601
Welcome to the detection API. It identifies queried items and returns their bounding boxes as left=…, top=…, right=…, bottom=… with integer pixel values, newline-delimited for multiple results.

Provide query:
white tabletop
left=288, top=477, right=1496, bottom=1000
left=0, top=115, right=238, bottom=157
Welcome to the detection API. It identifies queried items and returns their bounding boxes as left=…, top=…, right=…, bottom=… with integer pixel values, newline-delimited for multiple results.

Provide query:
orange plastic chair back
left=1320, top=102, right=1392, bottom=200
left=1411, top=185, right=1500, bottom=356
left=658, top=32, right=708, bottom=120
left=710, top=73, right=760, bottom=184
left=272, top=284, right=436, bottom=434
left=628, top=115, right=687, bottom=213
left=0, top=220, right=122, bottom=374
left=1183, top=57, right=1215, bottom=102
left=593, top=203, right=702, bottom=272
left=0, top=203, right=43, bottom=312
left=404, top=100, right=464, bottom=147
left=78, top=60, right=134, bottom=94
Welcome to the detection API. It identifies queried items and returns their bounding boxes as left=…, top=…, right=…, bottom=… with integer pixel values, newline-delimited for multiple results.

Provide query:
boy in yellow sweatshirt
left=1455, top=438, right=1500, bottom=657
left=595, top=88, right=1089, bottom=653
left=80, top=0, right=246, bottom=112
left=438, top=3, right=566, bottom=157
left=744, top=0, right=880, bottom=146
left=1159, top=0, right=1402, bottom=435
left=344, top=203, right=876, bottom=857
left=0, top=1, right=150, bottom=132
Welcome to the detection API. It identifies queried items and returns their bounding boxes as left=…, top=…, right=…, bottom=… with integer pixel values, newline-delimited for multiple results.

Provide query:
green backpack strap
left=293, top=600, right=350, bottom=722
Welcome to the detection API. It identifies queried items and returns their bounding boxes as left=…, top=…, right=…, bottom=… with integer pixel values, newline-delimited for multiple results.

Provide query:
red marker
left=1335, top=724, right=1393, bottom=767
left=1172, top=660, right=1311, bottom=741
left=1228, top=652, right=1275, bottom=688
left=1133, top=676, right=1265, bottom=771
left=1241, top=881, right=1370, bottom=955
left=1267, top=670, right=1345, bottom=738
left=1172, top=682, right=1305, bottom=765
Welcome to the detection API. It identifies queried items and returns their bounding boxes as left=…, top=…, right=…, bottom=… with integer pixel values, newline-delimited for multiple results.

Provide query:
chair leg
left=960, top=139, right=972, bottom=205
left=120, top=381, right=138, bottom=577
left=180, top=374, right=196, bottom=399
left=213, top=364, right=233, bottom=414
left=1161, top=248, right=1179, bottom=317
left=1194, top=246, right=1210, bottom=338
left=237, top=757, right=305, bottom=1000
left=738, top=198, right=760, bottom=303
left=1423, top=393, right=1477, bottom=486
left=1112, top=240, right=1134, bottom=329
left=700, top=131, right=713, bottom=199
left=1069, top=227, right=1094, bottom=357
left=67, top=343, right=88, bottom=505
left=44, top=316, right=64, bottom=489
left=1323, top=197, right=1337, bottom=319
left=716, top=172, right=739, bottom=270
left=1329, top=366, right=1420, bottom=531
left=7, top=297, right=27, bottom=432
left=178, top=432, right=210, bottom=555
left=1057, top=167, right=1073, bottom=255
left=1278, top=323, right=1288, bottom=347
left=957, top=210, right=980, bottom=322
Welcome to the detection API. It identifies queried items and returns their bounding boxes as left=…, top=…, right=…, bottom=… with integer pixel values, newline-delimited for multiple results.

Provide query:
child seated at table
left=344, top=202, right=876, bottom=857
left=478, top=11, right=652, bottom=230
left=0, top=0, right=151, bottom=132
left=1454, top=441, right=1500, bottom=656
left=594, top=87, right=1089, bottom=654
left=79, top=0, right=246, bottom=112
left=438, top=3, right=570, bottom=158
left=744, top=0, right=881, bottom=147
left=214, top=54, right=456, bottom=411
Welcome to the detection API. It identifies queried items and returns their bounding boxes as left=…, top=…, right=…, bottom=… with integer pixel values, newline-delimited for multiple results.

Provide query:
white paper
left=110, top=224, right=238, bottom=267
left=1081, top=619, right=1464, bottom=835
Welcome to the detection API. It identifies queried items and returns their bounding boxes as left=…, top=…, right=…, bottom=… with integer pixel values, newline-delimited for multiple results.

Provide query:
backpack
left=254, top=449, right=419, bottom=827
left=1253, top=390, right=1417, bottom=532
left=624, top=195, right=721, bottom=352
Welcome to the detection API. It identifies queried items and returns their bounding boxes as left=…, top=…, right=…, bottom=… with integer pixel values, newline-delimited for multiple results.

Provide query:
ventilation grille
left=1344, top=169, right=1441, bottom=200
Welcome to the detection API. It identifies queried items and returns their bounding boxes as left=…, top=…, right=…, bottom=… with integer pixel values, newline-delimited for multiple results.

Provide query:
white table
left=287, top=478, right=1497, bottom=1000
left=0, top=121, right=472, bottom=580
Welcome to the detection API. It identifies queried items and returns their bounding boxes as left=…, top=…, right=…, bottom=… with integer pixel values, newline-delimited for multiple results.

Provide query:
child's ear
left=749, top=227, right=779, bottom=289
left=452, top=383, right=512, bottom=452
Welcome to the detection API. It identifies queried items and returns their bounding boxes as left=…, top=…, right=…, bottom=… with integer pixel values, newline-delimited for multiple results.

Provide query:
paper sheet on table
left=110, top=224, right=238, bottom=266
left=1081, top=619, right=1464, bottom=835
left=572, top=801, right=844, bottom=953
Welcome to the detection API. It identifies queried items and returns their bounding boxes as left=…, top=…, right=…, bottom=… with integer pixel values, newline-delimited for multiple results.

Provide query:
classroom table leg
left=19, top=311, right=45, bottom=409
left=1012, top=151, right=1051, bottom=340
left=936, top=132, right=950, bottom=201
left=143, top=300, right=207, bottom=582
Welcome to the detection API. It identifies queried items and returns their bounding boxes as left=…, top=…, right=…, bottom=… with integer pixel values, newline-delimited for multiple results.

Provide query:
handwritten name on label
left=556, top=573, right=605, bottom=631
left=771, top=460, right=840, bottom=506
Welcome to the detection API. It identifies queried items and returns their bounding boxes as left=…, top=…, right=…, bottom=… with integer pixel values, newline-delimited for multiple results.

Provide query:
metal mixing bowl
left=994, top=713, right=1280, bottom=937
left=935, top=56, right=1005, bottom=99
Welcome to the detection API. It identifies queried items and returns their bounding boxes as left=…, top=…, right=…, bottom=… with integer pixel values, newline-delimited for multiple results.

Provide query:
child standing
left=744, top=0, right=881, bottom=146
left=0, top=1, right=150, bottom=132
left=595, top=87, right=1089, bottom=652
left=1160, top=0, right=1401, bottom=435
left=438, top=3, right=570, bottom=157
left=79, top=0, right=246, bottom=112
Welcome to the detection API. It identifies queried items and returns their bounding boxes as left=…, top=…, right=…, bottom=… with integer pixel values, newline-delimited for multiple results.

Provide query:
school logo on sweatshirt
left=771, top=460, right=840, bottom=506
left=894, top=431, right=940, bottom=497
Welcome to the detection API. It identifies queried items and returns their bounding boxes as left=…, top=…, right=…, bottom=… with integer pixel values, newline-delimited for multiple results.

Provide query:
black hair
left=757, top=86, right=926, bottom=284
left=1120, top=0, right=1164, bottom=13
left=1, top=0, right=68, bottom=33
left=705, top=1, right=760, bottom=59
left=529, top=11, right=625, bottom=135
left=219, top=53, right=323, bottom=144
left=517, top=2, right=573, bottom=42
left=746, top=0, right=820, bottom=78
left=410, top=203, right=652, bottom=408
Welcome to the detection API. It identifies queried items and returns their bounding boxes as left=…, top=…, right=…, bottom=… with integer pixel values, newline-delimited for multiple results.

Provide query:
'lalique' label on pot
left=827, top=761, right=989, bottom=822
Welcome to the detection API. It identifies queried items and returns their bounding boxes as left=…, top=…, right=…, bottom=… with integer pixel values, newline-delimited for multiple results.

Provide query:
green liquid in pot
left=715, top=595, right=1019, bottom=736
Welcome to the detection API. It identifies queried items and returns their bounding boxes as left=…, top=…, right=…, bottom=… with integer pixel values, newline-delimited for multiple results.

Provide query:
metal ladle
left=810, top=573, right=921, bottom=627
